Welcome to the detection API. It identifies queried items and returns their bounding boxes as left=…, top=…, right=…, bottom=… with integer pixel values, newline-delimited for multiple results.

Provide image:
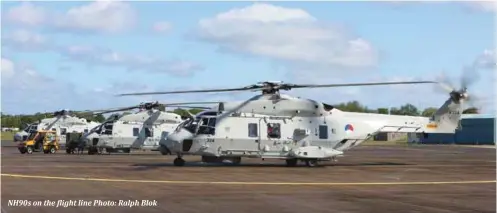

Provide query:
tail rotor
left=435, top=68, right=483, bottom=112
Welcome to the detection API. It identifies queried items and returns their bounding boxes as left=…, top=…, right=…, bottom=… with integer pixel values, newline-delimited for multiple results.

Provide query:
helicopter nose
left=13, top=132, right=23, bottom=142
left=165, top=128, right=194, bottom=153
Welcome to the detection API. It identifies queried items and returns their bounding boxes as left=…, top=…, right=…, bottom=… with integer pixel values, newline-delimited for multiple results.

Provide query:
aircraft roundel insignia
left=345, top=124, right=354, bottom=133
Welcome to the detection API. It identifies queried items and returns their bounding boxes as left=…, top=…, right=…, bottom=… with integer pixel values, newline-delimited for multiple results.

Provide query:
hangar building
left=408, top=114, right=495, bottom=145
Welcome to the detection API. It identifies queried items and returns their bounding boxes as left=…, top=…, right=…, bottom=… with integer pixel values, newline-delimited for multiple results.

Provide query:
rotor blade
left=460, top=66, right=479, bottom=89
left=161, top=101, right=222, bottom=106
left=289, top=81, right=437, bottom=89
left=81, top=106, right=140, bottom=115
left=437, top=82, right=455, bottom=93
left=167, top=105, right=212, bottom=110
left=117, top=87, right=259, bottom=96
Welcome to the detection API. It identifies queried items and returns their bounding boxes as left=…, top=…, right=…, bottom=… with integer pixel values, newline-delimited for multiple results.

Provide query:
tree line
left=0, top=101, right=479, bottom=129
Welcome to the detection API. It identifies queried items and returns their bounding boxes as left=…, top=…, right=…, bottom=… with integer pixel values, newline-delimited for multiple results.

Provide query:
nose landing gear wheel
left=173, top=157, right=185, bottom=166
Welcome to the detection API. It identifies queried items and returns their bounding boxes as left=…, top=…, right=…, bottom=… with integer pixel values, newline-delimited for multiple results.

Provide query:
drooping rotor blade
left=460, top=66, right=479, bottom=90
left=81, top=101, right=220, bottom=115
left=80, top=106, right=139, bottom=115
left=167, top=105, right=212, bottom=110
left=437, top=82, right=455, bottom=93
left=286, top=81, right=437, bottom=89
left=117, top=87, right=258, bottom=96
left=163, top=101, right=222, bottom=106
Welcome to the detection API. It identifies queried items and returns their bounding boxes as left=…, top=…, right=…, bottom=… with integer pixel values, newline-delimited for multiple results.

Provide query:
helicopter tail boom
left=339, top=89, right=466, bottom=138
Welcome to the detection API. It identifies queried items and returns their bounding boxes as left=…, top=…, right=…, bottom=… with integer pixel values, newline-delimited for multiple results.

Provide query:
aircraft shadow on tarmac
left=41, top=159, right=412, bottom=170
left=127, top=161, right=413, bottom=170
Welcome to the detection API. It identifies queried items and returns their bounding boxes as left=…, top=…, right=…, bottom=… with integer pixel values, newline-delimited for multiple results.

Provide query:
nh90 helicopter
left=118, top=79, right=473, bottom=167
left=77, top=101, right=217, bottom=155
left=13, top=110, right=101, bottom=146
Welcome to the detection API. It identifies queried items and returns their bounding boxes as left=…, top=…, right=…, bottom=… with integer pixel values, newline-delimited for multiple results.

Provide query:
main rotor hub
left=54, top=110, right=69, bottom=116
left=450, top=89, right=469, bottom=103
left=256, top=81, right=293, bottom=95
left=140, top=101, right=160, bottom=110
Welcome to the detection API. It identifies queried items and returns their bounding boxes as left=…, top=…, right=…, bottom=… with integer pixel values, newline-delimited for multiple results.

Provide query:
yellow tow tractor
left=18, top=130, right=60, bottom=154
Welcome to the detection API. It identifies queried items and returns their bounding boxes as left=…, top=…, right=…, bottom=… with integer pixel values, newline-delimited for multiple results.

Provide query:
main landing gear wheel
left=231, top=157, right=241, bottom=165
left=305, top=159, right=319, bottom=167
left=173, top=157, right=185, bottom=166
left=286, top=158, right=298, bottom=167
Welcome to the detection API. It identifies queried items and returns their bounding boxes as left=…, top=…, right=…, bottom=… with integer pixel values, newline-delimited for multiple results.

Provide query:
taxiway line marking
left=1, top=173, right=496, bottom=186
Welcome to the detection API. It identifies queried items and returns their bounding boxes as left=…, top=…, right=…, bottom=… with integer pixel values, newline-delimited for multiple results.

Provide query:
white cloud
left=474, top=49, right=496, bottom=70
left=0, top=57, right=152, bottom=114
left=462, top=1, right=496, bottom=13
left=383, top=1, right=496, bottom=13
left=195, top=3, right=378, bottom=70
left=1, top=29, right=51, bottom=51
left=59, top=45, right=204, bottom=76
left=1, top=58, right=15, bottom=78
left=1, top=29, right=204, bottom=77
left=4, top=2, right=47, bottom=26
left=3, top=1, right=137, bottom=34
left=53, top=0, right=137, bottom=33
left=152, top=21, right=172, bottom=33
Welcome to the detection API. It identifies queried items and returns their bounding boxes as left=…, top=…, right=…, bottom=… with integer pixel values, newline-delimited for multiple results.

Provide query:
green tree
left=421, top=107, right=438, bottom=117
left=335, top=101, right=366, bottom=112
left=463, top=107, right=479, bottom=114
left=121, top=111, right=133, bottom=116
left=394, top=104, right=420, bottom=116
left=389, top=107, right=400, bottom=115
left=189, top=108, right=204, bottom=115
left=94, top=114, right=106, bottom=122
left=377, top=108, right=389, bottom=114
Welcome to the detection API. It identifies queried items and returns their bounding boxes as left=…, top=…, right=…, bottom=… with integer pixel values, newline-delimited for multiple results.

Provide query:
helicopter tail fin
left=424, top=94, right=464, bottom=134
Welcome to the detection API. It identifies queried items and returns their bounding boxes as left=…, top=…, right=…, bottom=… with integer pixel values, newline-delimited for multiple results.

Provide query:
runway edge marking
left=2, top=173, right=496, bottom=186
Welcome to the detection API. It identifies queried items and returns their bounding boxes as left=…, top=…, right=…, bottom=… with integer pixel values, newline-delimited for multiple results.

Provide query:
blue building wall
left=412, top=114, right=495, bottom=145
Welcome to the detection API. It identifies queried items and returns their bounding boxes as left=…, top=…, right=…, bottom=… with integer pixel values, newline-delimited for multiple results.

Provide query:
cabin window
left=60, top=128, right=67, bottom=135
left=331, top=128, right=336, bottom=134
left=51, top=128, right=56, bottom=131
left=319, top=125, right=328, bottom=139
left=145, top=128, right=153, bottom=137
left=267, top=123, right=281, bottom=139
left=133, top=128, right=139, bottom=137
left=248, top=123, right=258, bottom=137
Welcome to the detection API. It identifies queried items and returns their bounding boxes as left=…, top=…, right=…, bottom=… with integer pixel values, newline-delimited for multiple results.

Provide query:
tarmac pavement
left=1, top=144, right=495, bottom=213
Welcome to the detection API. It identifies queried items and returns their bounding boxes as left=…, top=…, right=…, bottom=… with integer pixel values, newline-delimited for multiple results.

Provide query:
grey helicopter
left=117, top=79, right=474, bottom=167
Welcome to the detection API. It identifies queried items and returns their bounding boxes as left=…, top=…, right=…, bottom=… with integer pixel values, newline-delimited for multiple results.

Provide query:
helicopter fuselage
left=164, top=93, right=461, bottom=166
left=166, top=110, right=430, bottom=160
left=82, top=110, right=185, bottom=153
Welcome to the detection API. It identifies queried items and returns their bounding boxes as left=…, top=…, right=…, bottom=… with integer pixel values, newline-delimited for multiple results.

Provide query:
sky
left=1, top=0, right=495, bottom=115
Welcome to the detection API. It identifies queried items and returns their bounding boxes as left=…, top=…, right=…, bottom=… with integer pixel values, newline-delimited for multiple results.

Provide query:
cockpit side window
left=322, top=103, right=334, bottom=111
left=197, top=117, right=216, bottom=135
